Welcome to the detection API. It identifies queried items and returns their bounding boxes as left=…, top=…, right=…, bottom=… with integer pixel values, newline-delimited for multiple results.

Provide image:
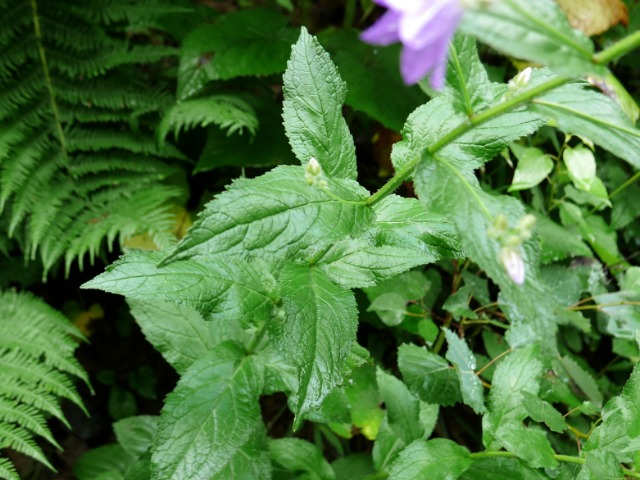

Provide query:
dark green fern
left=0, top=290, right=88, bottom=479
left=0, top=0, right=189, bottom=274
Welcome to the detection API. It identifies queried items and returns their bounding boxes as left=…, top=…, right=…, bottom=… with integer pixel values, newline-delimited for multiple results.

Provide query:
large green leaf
left=397, top=344, right=462, bottom=406
left=482, top=345, right=544, bottom=448
left=275, top=264, right=358, bottom=424
left=532, top=84, right=640, bottom=169
left=414, top=160, right=566, bottom=351
left=83, top=250, right=274, bottom=326
left=177, top=8, right=298, bottom=99
left=460, top=0, right=597, bottom=77
left=161, top=166, right=372, bottom=264
left=388, top=439, right=472, bottom=480
left=283, top=28, right=357, bottom=180
left=444, top=330, right=485, bottom=414
left=495, top=423, right=557, bottom=468
left=127, top=300, right=242, bottom=375
left=151, top=342, right=269, bottom=479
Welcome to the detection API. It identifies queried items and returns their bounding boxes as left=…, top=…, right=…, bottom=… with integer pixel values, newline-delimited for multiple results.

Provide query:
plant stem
left=366, top=76, right=568, bottom=207
left=30, top=0, right=68, bottom=166
left=594, top=29, right=640, bottom=64
left=468, top=451, right=640, bottom=477
left=609, top=170, right=640, bottom=199
left=343, top=0, right=356, bottom=29
left=246, top=321, right=269, bottom=354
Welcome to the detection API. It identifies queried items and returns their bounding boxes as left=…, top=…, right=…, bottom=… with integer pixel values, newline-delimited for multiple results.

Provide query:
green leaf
left=584, top=400, right=630, bottom=463
left=536, top=215, right=592, bottom=264
left=508, top=144, right=554, bottom=192
left=83, top=250, right=274, bottom=327
left=372, top=195, right=463, bottom=261
left=283, top=28, right=357, bottom=180
left=397, top=344, right=462, bottom=406
left=331, top=453, right=376, bottom=480
left=269, top=438, right=335, bottom=480
left=620, top=363, right=640, bottom=438
left=317, top=233, right=427, bottom=289
left=415, top=160, right=563, bottom=351
left=563, top=145, right=596, bottom=192
left=558, top=356, right=603, bottom=407
left=521, top=392, right=566, bottom=433
left=532, top=84, right=640, bottom=169
left=460, top=0, right=596, bottom=77
left=158, top=95, right=258, bottom=144
left=177, top=8, right=298, bottom=99
left=151, top=342, right=269, bottom=480
left=317, top=29, right=425, bottom=131
left=495, top=423, right=558, bottom=468
left=580, top=451, right=624, bottom=480
left=483, top=345, right=544, bottom=448
left=113, top=416, right=158, bottom=458
left=388, top=439, right=472, bottom=480
left=376, top=369, right=437, bottom=445
left=444, top=34, right=495, bottom=116
left=162, top=166, right=372, bottom=264
left=127, top=300, right=243, bottom=375
left=74, top=444, right=135, bottom=480
left=459, top=457, right=549, bottom=480
left=275, top=264, right=358, bottom=425
left=444, top=330, right=485, bottom=414
left=344, top=365, right=383, bottom=440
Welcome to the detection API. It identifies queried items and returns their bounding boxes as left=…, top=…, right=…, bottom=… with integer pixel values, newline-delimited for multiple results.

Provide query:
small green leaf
left=162, top=166, right=372, bottom=264
left=521, top=392, right=566, bottom=433
left=398, top=344, right=462, bottom=406
left=508, top=144, right=554, bottom=192
left=461, top=0, right=596, bottom=78
left=388, top=439, right=472, bottom=480
left=270, top=438, right=335, bottom=480
left=445, top=34, right=495, bottom=116
left=444, top=330, right=485, bottom=414
left=283, top=28, right=357, bottom=180
left=276, top=264, right=358, bottom=425
left=113, top=416, right=158, bottom=458
left=344, top=365, right=384, bottom=440
left=581, top=450, right=624, bottom=480
left=563, top=145, right=596, bottom=191
left=558, top=356, right=603, bottom=407
left=74, top=445, right=135, bottom=480
left=459, top=457, right=548, bottom=479
left=496, top=423, right=558, bottom=468
left=483, top=345, right=544, bottom=448
left=533, top=84, right=640, bottom=170
left=536, top=215, right=592, bottom=264
left=331, top=453, right=376, bottom=480
left=151, top=342, right=269, bottom=480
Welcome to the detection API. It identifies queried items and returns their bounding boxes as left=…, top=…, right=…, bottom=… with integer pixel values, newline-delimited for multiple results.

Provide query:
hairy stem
left=366, top=76, right=568, bottom=206
left=594, top=29, right=640, bottom=64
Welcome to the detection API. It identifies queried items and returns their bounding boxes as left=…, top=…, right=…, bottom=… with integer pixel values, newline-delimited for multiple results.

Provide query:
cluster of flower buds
left=305, top=157, right=328, bottom=188
left=487, top=213, right=536, bottom=285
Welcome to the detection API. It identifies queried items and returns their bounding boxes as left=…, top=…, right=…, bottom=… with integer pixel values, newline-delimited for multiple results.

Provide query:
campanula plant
left=3, top=0, right=640, bottom=478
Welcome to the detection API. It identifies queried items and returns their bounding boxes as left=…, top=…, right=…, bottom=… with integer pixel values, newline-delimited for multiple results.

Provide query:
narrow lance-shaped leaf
left=283, top=28, right=357, bottom=180
left=161, top=166, right=372, bottom=265
left=444, top=330, right=485, bottom=414
left=532, top=84, right=640, bottom=170
left=275, top=263, right=358, bottom=426
left=460, top=0, right=598, bottom=78
left=151, top=342, right=270, bottom=480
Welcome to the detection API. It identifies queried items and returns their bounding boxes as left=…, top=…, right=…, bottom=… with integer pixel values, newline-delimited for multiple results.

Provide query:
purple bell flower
left=360, top=0, right=464, bottom=89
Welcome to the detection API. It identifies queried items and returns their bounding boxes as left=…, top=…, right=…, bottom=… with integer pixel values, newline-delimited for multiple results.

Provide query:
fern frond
left=0, top=0, right=186, bottom=274
left=158, top=95, right=259, bottom=143
left=0, top=290, right=87, bottom=474
left=0, top=456, right=19, bottom=480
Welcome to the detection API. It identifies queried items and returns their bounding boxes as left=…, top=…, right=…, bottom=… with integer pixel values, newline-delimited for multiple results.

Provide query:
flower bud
left=516, top=214, right=537, bottom=240
left=499, top=247, right=525, bottom=285
left=512, top=67, right=532, bottom=88
left=305, top=157, right=323, bottom=185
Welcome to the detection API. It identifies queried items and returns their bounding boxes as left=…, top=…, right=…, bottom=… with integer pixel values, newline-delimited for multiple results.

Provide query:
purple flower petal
left=360, top=10, right=402, bottom=46
left=361, top=0, right=465, bottom=88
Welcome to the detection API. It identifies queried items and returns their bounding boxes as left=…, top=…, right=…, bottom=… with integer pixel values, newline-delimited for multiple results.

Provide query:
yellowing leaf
left=557, top=0, right=628, bottom=36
